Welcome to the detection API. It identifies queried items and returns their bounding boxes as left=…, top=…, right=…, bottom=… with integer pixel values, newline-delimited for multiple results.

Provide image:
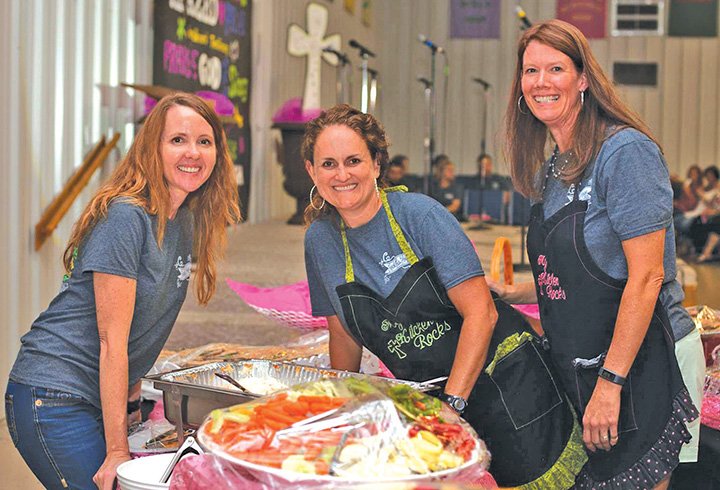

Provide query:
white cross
left=287, top=3, right=341, bottom=113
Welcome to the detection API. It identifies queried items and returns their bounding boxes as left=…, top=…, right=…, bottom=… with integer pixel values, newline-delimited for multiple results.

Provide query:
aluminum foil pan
left=146, top=360, right=438, bottom=428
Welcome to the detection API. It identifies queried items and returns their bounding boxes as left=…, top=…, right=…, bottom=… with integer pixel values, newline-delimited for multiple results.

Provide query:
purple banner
left=557, top=0, right=607, bottom=39
left=450, top=0, right=500, bottom=39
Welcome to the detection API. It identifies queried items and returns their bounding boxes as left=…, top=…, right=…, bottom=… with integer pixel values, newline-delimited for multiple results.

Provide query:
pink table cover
left=169, top=454, right=497, bottom=489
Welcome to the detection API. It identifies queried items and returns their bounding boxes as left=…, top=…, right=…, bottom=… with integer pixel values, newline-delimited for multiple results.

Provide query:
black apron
left=526, top=180, right=688, bottom=483
left=335, top=188, right=585, bottom=488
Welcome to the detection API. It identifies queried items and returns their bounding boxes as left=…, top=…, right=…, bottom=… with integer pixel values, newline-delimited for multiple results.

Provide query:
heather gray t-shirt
left=541, top=128, right=694, bottom=341
left=305, top=191, right=483, bottom=330
left=10, top=200, right=193, bottom=408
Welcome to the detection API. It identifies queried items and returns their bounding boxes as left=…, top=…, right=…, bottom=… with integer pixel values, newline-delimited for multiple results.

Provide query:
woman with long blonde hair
left=6, top=93, right=240, bottom=489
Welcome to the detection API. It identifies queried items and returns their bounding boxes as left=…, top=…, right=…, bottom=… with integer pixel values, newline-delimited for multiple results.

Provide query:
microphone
left=322, top=47, right=351, bottom=64
left=348, top=39, right=375, bottom=58
left=417, top=34, right=444, bottom=54
left=416, top=76, right=432, bottom=87
left=515, top=6, right=532, bottom=30
left=472, top=77, right=491, bottom=89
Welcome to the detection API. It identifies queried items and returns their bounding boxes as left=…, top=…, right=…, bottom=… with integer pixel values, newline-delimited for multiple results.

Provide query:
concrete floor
left=3, top=219, right=718, bottom=488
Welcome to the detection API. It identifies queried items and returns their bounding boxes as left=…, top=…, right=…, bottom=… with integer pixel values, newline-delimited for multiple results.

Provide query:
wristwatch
left=597, top=366, right=626, bottom=386
left=439, top=393, right=468, bottom=415
left=127, top=398, right=141, bottom=414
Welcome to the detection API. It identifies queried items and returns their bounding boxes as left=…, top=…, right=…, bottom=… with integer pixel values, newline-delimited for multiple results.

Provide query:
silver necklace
left=548, top=146, right=573, bottom=179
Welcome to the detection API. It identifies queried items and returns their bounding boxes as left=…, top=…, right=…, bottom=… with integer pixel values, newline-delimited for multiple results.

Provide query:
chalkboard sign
left=153, top=0, right=252, bottom=212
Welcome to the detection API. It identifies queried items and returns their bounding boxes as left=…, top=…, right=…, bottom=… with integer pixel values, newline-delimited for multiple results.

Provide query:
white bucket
left=116, top=453, right=174, bottom=490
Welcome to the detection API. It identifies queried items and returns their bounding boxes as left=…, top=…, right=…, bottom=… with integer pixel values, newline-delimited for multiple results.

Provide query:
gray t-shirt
left=10, top=200, right=193, bottom=408
left=305, top=192, right=483, bottom=330
left=541, top=128, right=694, bottom=341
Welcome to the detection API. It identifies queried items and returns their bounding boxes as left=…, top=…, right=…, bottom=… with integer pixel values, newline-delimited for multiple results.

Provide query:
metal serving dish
left=145, top=360, right=438, bottom=442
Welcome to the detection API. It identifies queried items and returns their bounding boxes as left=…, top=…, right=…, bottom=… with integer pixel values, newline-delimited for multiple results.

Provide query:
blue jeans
left=5, top=381, right=106, bottom=489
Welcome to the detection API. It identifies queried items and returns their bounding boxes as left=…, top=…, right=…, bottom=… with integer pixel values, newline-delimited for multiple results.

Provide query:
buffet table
left=168, top=454, right=498, bottom=489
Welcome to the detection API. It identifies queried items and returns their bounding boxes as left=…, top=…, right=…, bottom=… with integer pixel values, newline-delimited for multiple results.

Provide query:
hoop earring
left=580, top=90, right=585, bottom=106
left=309, top=185, right=325, bottom=210
left=517, top=95, right=529, bottom=115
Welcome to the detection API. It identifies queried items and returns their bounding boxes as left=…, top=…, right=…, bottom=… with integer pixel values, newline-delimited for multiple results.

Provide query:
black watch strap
left=597, top=367, right=626, bottom=386
left=439, top=393, right=468, bottom=415
left=127, top=398, right=141, bottom=414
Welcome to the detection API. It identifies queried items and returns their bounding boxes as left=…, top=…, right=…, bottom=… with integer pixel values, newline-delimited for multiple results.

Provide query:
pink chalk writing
left=163, top=40, right=199, bottom=81
left=537, top=254, right=567, bottom=301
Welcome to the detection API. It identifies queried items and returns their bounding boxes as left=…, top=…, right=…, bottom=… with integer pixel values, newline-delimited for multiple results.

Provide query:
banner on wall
left=668, top=0, right=718, bottom=37
left=450, top=0, right=500, bottom=39
left=557, top=0, right=607, bottom=39
left=153, top=0, right=252, bottom=212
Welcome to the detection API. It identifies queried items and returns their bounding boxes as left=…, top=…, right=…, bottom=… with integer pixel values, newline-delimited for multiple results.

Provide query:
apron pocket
left=572, top=354, right=639, bottom=434
left=485, top=332, right=563, bottom=430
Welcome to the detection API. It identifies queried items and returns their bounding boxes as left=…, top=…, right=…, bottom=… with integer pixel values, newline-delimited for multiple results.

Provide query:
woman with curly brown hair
left=6, top=93, right=241, bottom=489
left=303, top=104, right=587, bottom=489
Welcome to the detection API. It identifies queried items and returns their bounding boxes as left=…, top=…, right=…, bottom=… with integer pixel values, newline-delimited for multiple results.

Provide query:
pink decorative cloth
left=512, top=303, right=540, bottom=320
left=169, top=454, right=497, bottom=489
left=226, top=279, right=328, bottom=330
left=272, top=97, right=322, bottom=123
left=702, top=394, right=720, bottom=430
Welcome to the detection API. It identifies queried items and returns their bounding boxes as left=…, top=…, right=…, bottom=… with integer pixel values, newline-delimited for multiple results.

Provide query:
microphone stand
left=468, top=77, right=492, bottom=231
left=430, top=47, right=437, bottom=185
left=418, top=42, right=440, bottom=196
left=349, top=40, right=375, bottom=113
left=368, top=67, right=378, bottom=113
left=417, top=77, right=433, bottom=196
left=324, top=48, right=352, bottom=104
left=360, top=54, right=369, bottom=112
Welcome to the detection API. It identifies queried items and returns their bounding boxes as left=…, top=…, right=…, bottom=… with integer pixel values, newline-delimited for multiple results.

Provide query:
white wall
left=0, top=0, right=153, bottom=386
left=376, top=0, right=720, bottom=178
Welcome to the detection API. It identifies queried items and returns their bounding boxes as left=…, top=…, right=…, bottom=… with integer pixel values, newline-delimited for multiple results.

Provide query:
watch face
left=452, top=398, right=467, bottom=412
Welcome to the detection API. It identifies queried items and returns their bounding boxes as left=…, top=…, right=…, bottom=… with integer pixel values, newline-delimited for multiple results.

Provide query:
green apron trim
left=340, top=187, right=418, bottom=283
left=484, top=331, right=534, bottom=376
left=518, top=415, right=588, bottom=490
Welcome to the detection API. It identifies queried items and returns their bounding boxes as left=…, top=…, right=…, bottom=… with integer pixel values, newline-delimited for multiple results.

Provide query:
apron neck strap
left=340, top=187, right=419, bottom=283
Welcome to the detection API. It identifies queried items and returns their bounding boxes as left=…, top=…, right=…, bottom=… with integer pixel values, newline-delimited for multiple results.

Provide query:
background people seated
left=674, top=165, right=703, bottom=214
left=386, top=154, right=410, bottom=188
left=477, top=153, right=512, bottom=192
left=430, top=159, right=465, bottom=221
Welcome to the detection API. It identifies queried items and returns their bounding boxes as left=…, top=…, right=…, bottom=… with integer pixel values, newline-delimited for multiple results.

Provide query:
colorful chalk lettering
left=198, top=53, right=222, bottom=89
left=228, top=65, right=248, bottom=102
left=187, top=27, right=209, bottom=45
left=163, top=40, right=199, bottom=80
left=224, top=2, right=247, bottom=37
left=186, top=0, right=219, bottom=26
left=209, top=34, right=229, bottom=55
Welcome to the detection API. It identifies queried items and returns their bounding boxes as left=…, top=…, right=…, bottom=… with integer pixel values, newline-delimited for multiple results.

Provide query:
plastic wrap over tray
left=196, top=377, right=490, bottom=485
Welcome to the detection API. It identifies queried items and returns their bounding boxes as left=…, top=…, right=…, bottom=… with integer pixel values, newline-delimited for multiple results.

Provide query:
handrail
left=34, top=133, right=121, bottom=250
